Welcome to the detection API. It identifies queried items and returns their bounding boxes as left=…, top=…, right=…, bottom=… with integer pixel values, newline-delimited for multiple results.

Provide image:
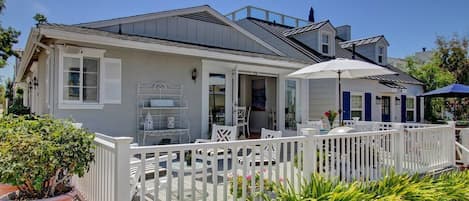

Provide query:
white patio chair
left=297, top=121, right=322, bottom=136
left=238, top=128, right=282, bottom=168
left=235, top=106, right=251, bottom=138
left=130, top=153, right=177, bottom=201
left=194, top=124, right=237, bottom=178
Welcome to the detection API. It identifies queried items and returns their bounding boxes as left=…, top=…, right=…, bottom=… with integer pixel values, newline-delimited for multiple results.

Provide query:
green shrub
left=0, top=115, right=95, bottom=199
left=261, top=171, right=469, bottom=201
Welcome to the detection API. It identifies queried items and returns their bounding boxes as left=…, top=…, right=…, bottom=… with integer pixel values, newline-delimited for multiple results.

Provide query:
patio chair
left=235, top=106, right=251, bottom=138
left=194, top=124, right=237, bottom=178
left=297, top=121, right=322, bottom=136
left=130, top=153, right=177, bottom=201
left=238, top=128, right=282, bottom=168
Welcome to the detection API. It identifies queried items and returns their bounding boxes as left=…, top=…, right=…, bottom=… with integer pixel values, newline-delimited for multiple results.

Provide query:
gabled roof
left=76, top=5, right=285, bottom=56
left=282, top=20, right=330, bottom=37
left=339, top=35, right=389, bottom=48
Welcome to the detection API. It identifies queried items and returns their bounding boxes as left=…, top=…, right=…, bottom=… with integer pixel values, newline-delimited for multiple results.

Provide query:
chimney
left=336, top=25, right=351, bottom=41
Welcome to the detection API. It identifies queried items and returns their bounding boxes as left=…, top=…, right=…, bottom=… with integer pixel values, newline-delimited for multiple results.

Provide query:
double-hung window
left=59, top=46, right=121, bottom=109
left=321, top=33, right=330, bottom=55
left=351, top=94, right=363, bottom=120
left=378, top=46, right=385, bottom=64
left=406, top=97, right=415, bottom=121
left=63, top=56, right=100, bottom=103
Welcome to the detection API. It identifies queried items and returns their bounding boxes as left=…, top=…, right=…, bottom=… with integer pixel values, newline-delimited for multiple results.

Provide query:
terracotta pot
left=0, top=186, right=81, bottom=201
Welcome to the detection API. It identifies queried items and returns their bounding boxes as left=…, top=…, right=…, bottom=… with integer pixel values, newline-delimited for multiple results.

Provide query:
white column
left=114, top=137, right=133, bottom=201
left=302, top=128, right=319, bottom=181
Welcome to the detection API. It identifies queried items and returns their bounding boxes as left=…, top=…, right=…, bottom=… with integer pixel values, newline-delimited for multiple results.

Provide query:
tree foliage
left=33, top=13, right=48, bottom=25
left=435, top=35, right=469, bottom=85
left=0, top=0, right=20, bottom=68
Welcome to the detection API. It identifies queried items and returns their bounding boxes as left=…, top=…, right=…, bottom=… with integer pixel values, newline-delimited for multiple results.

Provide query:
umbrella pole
left=338, top=71, right=342, bottom=126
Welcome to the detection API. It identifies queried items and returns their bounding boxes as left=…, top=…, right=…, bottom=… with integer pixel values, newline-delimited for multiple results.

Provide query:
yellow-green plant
left=0, top=115, right=95, bottom=199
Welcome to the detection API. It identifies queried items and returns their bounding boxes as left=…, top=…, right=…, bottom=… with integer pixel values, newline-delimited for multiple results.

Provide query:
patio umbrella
left=420, top=84, right=469, bottom=98
left=288, top=58, right=396, bottom=123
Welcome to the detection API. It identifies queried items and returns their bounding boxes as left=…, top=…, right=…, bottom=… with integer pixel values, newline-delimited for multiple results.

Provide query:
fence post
left=114, top=137, right=133, bottom=201
left=392, top=123, right=405, bottom=173
left=447, top=121, right=457, bottom=166
left=302, top=128, right=319, bottom=181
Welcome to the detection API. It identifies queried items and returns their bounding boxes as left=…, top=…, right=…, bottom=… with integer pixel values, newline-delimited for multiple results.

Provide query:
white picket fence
left=77, top=123, right=456, bottom=201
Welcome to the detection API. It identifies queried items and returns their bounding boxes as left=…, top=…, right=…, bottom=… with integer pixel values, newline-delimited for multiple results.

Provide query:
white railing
left=78, top=124, right=455, bottom=201
left=76, top=133, right=133, bottom=201
left=456, top=128, right=469, bottom=165
left=225, top=6, right=310, bottom=27
left=401, top=126, right=454, bottom=173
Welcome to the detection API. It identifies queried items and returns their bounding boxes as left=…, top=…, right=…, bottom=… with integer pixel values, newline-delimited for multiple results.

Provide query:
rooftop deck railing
left=77, top=122, right=456, bottom=201
left=225, top=6, right=311, bottom=28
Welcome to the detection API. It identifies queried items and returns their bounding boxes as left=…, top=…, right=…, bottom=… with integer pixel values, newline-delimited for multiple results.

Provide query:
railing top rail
left=314, top=130, right=399, bottom=139
left=130, top=136, right=306, bottom=153
left=405, top=125, right=452, bottom=131
left=224, top=6, right=310, bottom=27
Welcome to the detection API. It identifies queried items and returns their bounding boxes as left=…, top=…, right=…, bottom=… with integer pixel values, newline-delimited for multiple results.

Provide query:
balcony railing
left=225, top=6, right=311, bottom=28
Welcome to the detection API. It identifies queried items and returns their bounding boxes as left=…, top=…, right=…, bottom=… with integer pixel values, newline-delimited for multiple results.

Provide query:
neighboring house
left=14, top=5, right=424, bottom=144
left=389, top=48, right=435, bottom=71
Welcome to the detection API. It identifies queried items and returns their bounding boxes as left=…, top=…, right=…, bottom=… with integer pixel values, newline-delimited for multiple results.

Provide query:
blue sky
left=1, top=0, right=468, bottom=80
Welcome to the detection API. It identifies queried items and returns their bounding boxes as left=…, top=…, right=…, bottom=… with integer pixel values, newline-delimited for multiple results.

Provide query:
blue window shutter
left=401, top=95, right=406, bottom=122
left=343, top=91, right=351, bottom=120
left=365, top=93, right=372, bottom=121
left=416, top=97, right=421, bottom=122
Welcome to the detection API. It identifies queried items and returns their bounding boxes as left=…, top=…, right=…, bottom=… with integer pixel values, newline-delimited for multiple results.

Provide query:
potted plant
left=324, top=110, right=338, bottom=129
left=0, top=115, right=95, bottom=200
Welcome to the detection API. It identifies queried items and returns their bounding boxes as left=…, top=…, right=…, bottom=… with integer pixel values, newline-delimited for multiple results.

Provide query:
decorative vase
left=167, top=117, right=175, bottom=129
left=144, top=112, right=153, bottom=130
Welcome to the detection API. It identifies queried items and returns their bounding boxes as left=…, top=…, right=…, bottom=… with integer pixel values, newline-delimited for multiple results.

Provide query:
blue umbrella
left=420, top=84, right=469, bottom=97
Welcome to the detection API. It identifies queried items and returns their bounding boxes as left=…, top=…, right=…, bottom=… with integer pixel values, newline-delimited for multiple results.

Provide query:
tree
left=406, top=55, right=456, bottom=121
left=0, top=0, right=20, bottom=68
left=435, top=35, right=469, bottom=85
left=33, top=13, right=47, bottom=25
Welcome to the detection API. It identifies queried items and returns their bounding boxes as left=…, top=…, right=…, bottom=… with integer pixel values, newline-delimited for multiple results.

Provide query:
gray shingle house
left=14, top=5, right=424, bottom=143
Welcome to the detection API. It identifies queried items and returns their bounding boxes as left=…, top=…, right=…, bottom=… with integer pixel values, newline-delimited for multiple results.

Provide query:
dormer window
left=321, top=33, right=330, bottom=55
left=378, top=46, right=384, bottom=64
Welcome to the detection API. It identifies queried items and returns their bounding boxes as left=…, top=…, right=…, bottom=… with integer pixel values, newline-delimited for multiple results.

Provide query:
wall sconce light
left=28, top=81, right=32, bottom=90
left=375, top=96, right=382, bottom=105
left=33, top=77, right=39, bottom=87
left=395, top=97, right=401, bottom=105
left=191, top=68, right=197, bottom=81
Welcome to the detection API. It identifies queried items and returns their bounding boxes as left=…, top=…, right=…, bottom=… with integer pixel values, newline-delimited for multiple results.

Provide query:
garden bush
left=259, top=171, right=469, bottom=201
left=0, top=115, right=95, bottom=199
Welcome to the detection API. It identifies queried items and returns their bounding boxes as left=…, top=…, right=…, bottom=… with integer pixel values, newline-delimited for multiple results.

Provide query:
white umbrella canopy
left=288, top=58, right=396, bottom=124
left=288, top=58, right=396, bottom=79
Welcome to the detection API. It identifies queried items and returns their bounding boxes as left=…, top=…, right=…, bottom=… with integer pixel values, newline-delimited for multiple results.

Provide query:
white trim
left=319, top=30, right=334, bottom=56
left=57, top=45, right=106, bottom=109
left=350, top=92, right=364, bottom=120
left=406, top=96, right=416, bottom=122
left=58, top=103, right=104, bottom=110
left=40, top=28, right=306, bottom=69
left=76, top=6, right=285, bottom=56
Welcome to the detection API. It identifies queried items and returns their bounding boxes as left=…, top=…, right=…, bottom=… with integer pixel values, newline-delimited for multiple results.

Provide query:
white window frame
left=320, top=31, right=332, bottom=56
left=406, top=96, right=416, bottom=122
left=377, top=46, right=385, bottom=64
left=285, top=79, right=300, bottom=130
left=351, top=92, right=364, bottom=120
left=58, top=46, right=106, bottom=109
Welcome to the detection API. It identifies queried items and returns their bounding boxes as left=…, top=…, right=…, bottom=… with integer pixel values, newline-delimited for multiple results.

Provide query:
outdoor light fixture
left=33, top=77, right=38, bottom=87
left=376, top=96, right=382, bottom=105
left=28, top=81, right=32, bottom=90
left=191, top=68, right=197, bottom=81
left=395, top=97, right=401, bottom=105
